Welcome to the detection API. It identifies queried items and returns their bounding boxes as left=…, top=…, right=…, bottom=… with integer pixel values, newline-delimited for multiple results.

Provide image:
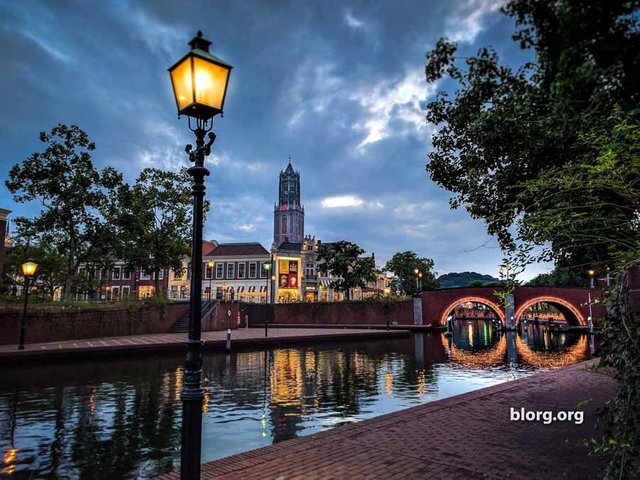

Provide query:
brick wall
left=202, top=301, right=240, bottom=330
left=0, top=302, right=189, bottom=345
left=245, top=300, right=413, bottom=326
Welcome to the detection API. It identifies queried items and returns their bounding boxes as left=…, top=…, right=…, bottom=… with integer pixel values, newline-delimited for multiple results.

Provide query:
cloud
left=344, top=11, right=365, bottom=29
left=235, top=224, right=256, bottom=232
left=321, top=195, right=364, bottom=208
left=445, top=0, right=504, bottom=43
left=351, top=69, right=437, bottom=151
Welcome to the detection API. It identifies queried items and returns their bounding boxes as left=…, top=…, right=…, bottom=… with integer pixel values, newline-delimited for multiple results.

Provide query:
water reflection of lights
left=443, top=336, right=507, bottom=368
left=417, top=370, right=426, bottom=398
left=89, top=387, right=97, bottom=415
left=270, top=350, right=304, bottom=409
left=202, top=377, right=210, bottom=413
left=174, top=367, right=184, bottom=399
left=1, top=448, right=18, bottom=475
left=517, top=335, right=588, bottom=369
left=385, top=371, right=393, bottom=396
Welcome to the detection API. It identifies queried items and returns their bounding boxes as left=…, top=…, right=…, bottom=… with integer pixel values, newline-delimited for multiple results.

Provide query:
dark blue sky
left=0, top=0, right=550, bottom=280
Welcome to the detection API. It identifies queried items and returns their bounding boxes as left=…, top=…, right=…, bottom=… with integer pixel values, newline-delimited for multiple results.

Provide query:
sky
left=0, top=0, right=552, bottom=281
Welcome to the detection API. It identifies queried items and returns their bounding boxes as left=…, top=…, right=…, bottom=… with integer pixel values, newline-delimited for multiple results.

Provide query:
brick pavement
left=0, top=328, right=408, bottom=362
left=155, top=360, right=615, bottom=480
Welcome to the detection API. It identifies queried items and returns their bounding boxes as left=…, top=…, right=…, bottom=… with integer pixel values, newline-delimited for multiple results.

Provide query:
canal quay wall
left=0, top=302, right=189, bottom=345
left=243, top=300, right=415, bottom=328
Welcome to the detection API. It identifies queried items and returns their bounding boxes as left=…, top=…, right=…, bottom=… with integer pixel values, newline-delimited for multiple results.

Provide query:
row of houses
left=75, top=236, right=387, bottom=303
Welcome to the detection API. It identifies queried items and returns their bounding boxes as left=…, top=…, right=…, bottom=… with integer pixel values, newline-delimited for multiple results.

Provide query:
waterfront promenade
left=0, top=327, right=408, bottom=362
left=155, top=360, right=614, bottom=480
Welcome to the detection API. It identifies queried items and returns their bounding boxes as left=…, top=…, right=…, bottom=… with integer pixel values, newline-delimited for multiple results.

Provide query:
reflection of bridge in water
left=410, top=320, right=595, bottom=370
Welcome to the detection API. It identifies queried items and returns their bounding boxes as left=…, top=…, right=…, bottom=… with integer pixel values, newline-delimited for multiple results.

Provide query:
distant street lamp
left=414, top=268, right=420, bottom=292
left=207, top=261, right=214, bottom=301
left=588, top=269, right=595, bottom=289
left=18, top=260, right=38, bottom=350
left=384, top=287, right=391, bottom=330
left=168, top=30, right=232, bottom=480
left=418, top=272, right=423, bottom=291
left=263, top=263, right=271, bottom=304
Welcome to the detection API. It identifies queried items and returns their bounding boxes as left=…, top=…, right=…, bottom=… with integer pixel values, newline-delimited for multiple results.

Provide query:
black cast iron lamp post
left=169, top=30, right=232, bottom=480
left=18, top=259, right=38, bottom=350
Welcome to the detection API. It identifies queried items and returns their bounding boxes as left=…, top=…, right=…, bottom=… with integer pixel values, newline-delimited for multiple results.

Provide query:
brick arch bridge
left=421, top=286, right=606, bottom=327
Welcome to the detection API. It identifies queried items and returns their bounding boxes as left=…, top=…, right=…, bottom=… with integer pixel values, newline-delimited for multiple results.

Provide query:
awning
left=320, top=279, right=331, bottom=287
left=237, top=286, right=244, bottom=293
left=259, top=286, right=266, bottom=292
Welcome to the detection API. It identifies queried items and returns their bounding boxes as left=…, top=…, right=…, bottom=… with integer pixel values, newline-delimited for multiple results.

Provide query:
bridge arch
left=514, top=296, right=586, bottom=326
left=439, top=296, right=506, bottom=327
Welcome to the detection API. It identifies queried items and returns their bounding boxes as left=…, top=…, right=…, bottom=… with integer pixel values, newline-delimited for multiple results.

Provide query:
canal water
left=0, top=322, right=596, bottom=479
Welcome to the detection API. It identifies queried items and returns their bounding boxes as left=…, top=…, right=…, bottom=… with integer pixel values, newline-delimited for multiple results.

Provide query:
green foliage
left=437, top=271, right=499, bottom=288
left=5, top=124, right=122, bottom=300
left=116, top=168, right=193, bottom=296
left=383, top=251, right=439, bottom=295
left=316, top=241, right=377, bottom=300
left=526, top=267, right=588, bottom=287
left=2, top=241, right=66, bottom=297
left=424, top=0, right=640, bottom=264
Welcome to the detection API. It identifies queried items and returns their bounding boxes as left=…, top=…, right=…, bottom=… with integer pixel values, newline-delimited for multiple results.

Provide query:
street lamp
left=207, top=261, right=214, bottom=301
left=587, top=269, right=595, bottom=289
left=18, top=259, right=38, bottom=350
left=414, top=268, right=420, bottom=292
left=169, top=30, right=232, bottom=480
left=418, top=272, right=423, bottom=291
left=263, top=263, right=271, bottom=304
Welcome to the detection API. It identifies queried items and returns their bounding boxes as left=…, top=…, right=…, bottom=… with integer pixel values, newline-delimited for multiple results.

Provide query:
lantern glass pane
left=170, top=57, right=194, bottom=112
left=22, top=261, right=37, bottom=276
left=193, top=57, right=229, bottom=111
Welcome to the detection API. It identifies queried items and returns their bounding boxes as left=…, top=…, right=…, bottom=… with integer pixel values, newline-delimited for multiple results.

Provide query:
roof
left=209, top=242, right=269, bottom=257
left=276, top=241, right=303, bottom=252
left=202, top=240, right=218, bottom=257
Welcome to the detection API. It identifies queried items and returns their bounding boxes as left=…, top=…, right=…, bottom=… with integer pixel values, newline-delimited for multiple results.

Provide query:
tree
left=118, top=168, right=193, bottom=296
left=316, top=241, right=377, bottom=300
left=425, top=2, right=640, bottom=477
left=526, top=267, right=588, bottom=287
left=383, top=251, right=438, bottom=295
left=3, top=241, right=66, bottom=298
left=424, top=0, right=640, bottom=263
left=5, top=125, right=123, bottom=300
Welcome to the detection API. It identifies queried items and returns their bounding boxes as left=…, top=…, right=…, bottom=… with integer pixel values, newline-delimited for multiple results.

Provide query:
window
left=79, top=267, right=86, bottom=277
left=305, top=263, right=315, bottom=277
left=187, top=262, right=192, bottom=280
left=282, top=214, right=287, bottom=235
left=112, top=286, right=120, bottom=299
left=260, top=262, right=268, bottom=278
left=157, top=270, right=164, bottom=280
left=227, top=263, right=235, bottom=279
left=205, top=263, right=213, bottom=279
left=122, top=286, right=130, bottom=297
left=140, top=270, right=151, bottom=280
left=123, top=269, right=131, bottom=280
left=216, top=263, right=224, bottom=279
left=172, top=268, right=182, bottom=280
left=249, top=262, right=257, bottom=278
left=238, top=263, right=246, bottom=279
left=112, top=266, right=121, bottom=280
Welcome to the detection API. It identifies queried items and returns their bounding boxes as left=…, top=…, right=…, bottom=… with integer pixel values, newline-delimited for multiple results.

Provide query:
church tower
left=274, top=156, right=304, bottom=246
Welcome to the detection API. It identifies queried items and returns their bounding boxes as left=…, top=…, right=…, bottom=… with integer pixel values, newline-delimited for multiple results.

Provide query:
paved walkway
left=0, top=328, right=408, bottom=362
left=155, top=360, right=615, bottom=480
